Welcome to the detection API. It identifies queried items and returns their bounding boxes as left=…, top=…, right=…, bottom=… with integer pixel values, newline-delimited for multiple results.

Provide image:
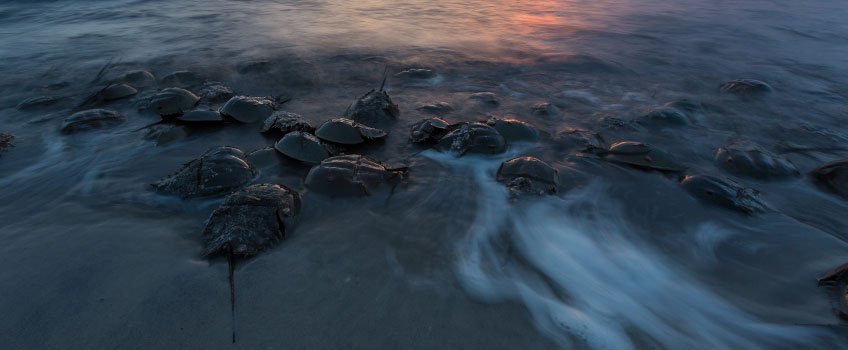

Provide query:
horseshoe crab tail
left=379, top=65, right=388, bottom=92
left=228, top=253, right=236, bottom=344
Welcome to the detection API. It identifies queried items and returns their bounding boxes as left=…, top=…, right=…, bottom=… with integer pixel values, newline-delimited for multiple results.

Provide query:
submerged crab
left=817, top=262, right=848, bottom=322
left=274, top=131, right=330, bottom=164
left=714, top=142, right=799, bottom=179
left=680, top=174, right=767, bottom=214
left=496, top=157, right=560, bottom=196
left=601, top=141, right=687, bottom=172
left=486, top=117, right=539, bottom=143
left=61, top=109, right=126, bottom=134
left=437, top=122, right=506, bottom=156
left=305, top=155, right=407, bottom=196
left=811, top=160, right=848, bottom=198
left=153, top=146, right=257, bottom=198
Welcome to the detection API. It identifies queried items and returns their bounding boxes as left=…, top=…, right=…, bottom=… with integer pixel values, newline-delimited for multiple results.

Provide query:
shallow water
left=1, top=0, right=848, bottom=349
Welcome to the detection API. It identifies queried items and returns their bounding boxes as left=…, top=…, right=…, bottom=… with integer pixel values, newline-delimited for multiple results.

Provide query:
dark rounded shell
left=394, top=68, right=436, bottom=79
left=305, top=155, right=406, bottom=196
left=122, top=70, right=156, bottom=87
left=101, top=83, right=138, bottom=101
left=201, top=183, right=301, bottom=257
left=531, top=102, right=560, bottom=117
left=469, top=92, right=499, bottom=107
left=811, top=160, right=848, bottom=198
left=220, top=96, right=275, bottom=123
left=719, top=79, right=772, bottom=96
left=274, top=131, right=329, bottom=164
left=636, top=106, right=690, bottom=126
left=176, top=110, right=225, bottom=124
left=261, top=111, right=314, bottom=134
left=486, top=117, right=539, bottom=142
left=714, top=142, right=799, bottom=179
left=160, top=70, right=204, bottom=88
left=497, top=157, right=559, bottom=195
left=410, top=117, right=450, bottom=143
left=343, top=89, right=400, bottom=125
left=554, top=128, right=606, bottom=153
left=196, top=81, right=235, bottom=104
left=61, top=109, right=126, bottom=134
left=17, top=96, right=59, bottom=110
left=680, top=174, right=767, bottom=214
left=604, top=142, right=687, bottom=172
left=438, top=122, right=506, bottom=156
left=415, top=102, right=454, bottom=115
left=147, top=88, right=199, bottom=116
left=245, top=147, right=285, bottom=168
left=315, top=118, right=386, bottom=145
left=153, top=146, right=257, bottom=198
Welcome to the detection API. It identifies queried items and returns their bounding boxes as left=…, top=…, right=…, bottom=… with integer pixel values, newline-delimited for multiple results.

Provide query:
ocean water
left=1, top=0, right=848, bottom=348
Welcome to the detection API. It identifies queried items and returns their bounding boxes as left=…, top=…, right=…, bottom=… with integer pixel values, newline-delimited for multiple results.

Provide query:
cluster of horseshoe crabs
left=16, top=68, right=848, bottom=337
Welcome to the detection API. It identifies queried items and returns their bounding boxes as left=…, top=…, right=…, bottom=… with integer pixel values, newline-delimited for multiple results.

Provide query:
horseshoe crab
left=636, top=106, right=690, bottom=126
left=714, top=142, right=799, bottom=179
left=153, top=146, right=257, bottom=198
left=202, top=183, right=301, bottom=343
left=817, top=262, right=848, bottom=321
left=554, top=128, right=606, bottom=153
left=305, top=155, right=407, bottom=196
left=161, top=70, right=204, bottom=88
left=121, top=70, right=156, bottom=88
left=196, top=81, right=235, bottom=104
left=0, top=133, right=14, bottom=158
left=394, top=68, right=436, bottom=79
left=486, top=117, right=539, bottom=142
left=415, top=102, right=454, bottom=115
left=343, top=89, right=400, bottom=125
left=720, top=79, right=772, bottom=96
left=680, top=174, right=767, bottom=214
left=261, top=111, right=314, bottom=135
left=220, top=96, right=275, bottom=123
left=176, top=110, right=225, bottom=124
left=410, top=117, right=450, bottom=143
left=470, top=92, right=499, bottom=107
left=61, top=109, right=126, bottom=134
left=101, top=83, right=138, bottom=101
left=602, top=141, right=687, bottom=172
left=531, top=102, right=560, bottom=117
left=245, top=147, right=285, bottom=168
left=438, top=122, right=506, bottom=156
left=143, top=88, right=200, bottom=116
left=497, top=157, right=559, bottom=196
left=315, top=118, right=386, bottom=145
left=811, top=160, right=848, bottom=198
left=274, top=131, right=330, bottom=164
left=16, top=96, right=59, bottom=110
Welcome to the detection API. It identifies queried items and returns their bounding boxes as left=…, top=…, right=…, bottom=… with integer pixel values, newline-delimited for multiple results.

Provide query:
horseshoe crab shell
left=146, top=88, right=199, bottom=116
left=315, top=118, right=387, bottom=145
left=410, top=117, right=450, bottom=143
left=101, top=83, right=138, bottom=101
left=274, top=131, right=329, bottom=164
left=680, top=174, right=767, bottom=214
left=61, top=109, right=126, bottom=134
left=153, top=146, right=257, bottom=198
left=202, top=183, right=301, bottom=258
left=220, top=96, right=276, bottom=123
left=437, top=122, right=506, bottom=156
left=343, top=89, right=400, bottom=125
left=714, top=142, right=799, bottom=179
left=602, top=141, right=687, bottom=172
left=720, top=79, right=772, bottom=96
left=486, top=117, right=539, bottom=142
left=811, top=160, right=848, bottom=198
left=497, top=157, right=559, bottom=196
left=260, top=111, right=314, bottom=134
left=305, top=155, right=407, bottom=196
